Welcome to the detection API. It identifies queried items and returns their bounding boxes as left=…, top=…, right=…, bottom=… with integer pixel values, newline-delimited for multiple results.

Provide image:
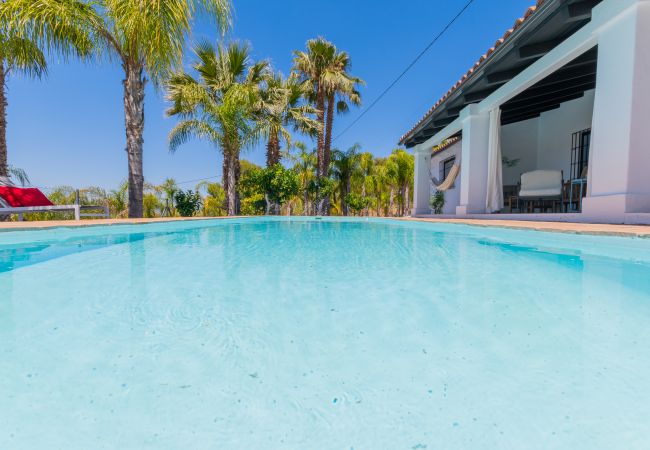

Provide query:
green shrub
left=174, top=190, right=202, bottom=217
left=430, top=191, right=445, bottom=215
left=344, top=193, right=371, bottom=215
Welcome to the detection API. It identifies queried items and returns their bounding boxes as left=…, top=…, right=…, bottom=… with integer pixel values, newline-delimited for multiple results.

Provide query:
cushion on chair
left=0, top=187, right=54, bottom=207
left=519, top=187, right=563, bottom=198
left=519, top=170, right=563, bottom=198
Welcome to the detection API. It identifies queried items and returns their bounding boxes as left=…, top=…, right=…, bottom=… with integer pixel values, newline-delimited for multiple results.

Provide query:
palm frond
left=168, top=119, right=221, bottom=153
left=0, top=0, right=100, bottom=61
left=1, top=35, right=47, bottom=78
left=7, top=165, right=30, bottom=186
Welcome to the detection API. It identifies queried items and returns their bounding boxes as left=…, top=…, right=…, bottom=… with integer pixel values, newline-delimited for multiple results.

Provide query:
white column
left=456, top=105, right=490, bottom=215
left=582, top=0, right=650, bottom=216
left=412, top=144, right=432, bottom=216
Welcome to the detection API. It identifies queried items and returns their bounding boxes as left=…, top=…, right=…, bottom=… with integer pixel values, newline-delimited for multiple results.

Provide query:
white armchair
left=518, top=170, right=563, bottom=212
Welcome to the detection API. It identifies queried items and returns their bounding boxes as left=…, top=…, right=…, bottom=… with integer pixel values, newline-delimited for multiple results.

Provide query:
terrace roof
left=399, top=0, right=602, bottom=148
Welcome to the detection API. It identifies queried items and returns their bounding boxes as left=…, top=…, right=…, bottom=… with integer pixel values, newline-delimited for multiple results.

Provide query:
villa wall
left=501, top=118, right=539, bottom=186
left=423, top=90, right=596, bottom=215
left=500, top=89, right=595, bottom=186
left=430, top=141, right=462, bottom=214
left=537, top=89, right=595, bottom=177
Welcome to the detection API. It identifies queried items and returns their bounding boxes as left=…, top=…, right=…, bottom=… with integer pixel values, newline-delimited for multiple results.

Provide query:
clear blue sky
left=8, top=0, right=533, bottom=190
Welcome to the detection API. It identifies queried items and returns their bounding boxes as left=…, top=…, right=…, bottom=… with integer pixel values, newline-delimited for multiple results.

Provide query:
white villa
left=402, top=0, right=650, bottom=224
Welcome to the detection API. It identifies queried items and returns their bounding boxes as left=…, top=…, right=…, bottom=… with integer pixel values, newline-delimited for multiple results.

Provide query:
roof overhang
left=400, top=0, right=603, bottom=148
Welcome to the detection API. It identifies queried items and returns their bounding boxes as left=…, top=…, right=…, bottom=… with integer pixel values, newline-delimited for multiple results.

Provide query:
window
left=579, top=130, right=590, bottom=178
left=441, top=157, right=456, bottom=184
left=570, top=128, right=591, bottom=180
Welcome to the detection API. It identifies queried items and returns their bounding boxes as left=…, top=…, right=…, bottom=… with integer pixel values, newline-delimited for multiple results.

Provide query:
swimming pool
left=1, top=218, right=649, bottom=449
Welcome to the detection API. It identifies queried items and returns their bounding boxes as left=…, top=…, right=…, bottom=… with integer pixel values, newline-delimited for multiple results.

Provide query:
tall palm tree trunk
left=222, top=151, right=230, bottom=211
left=404, top=185, right=411, bottom=216
left=123, top=63, right=146, bottom=218
left=224, top=146, right=240, bottom=216
left=303, top=187, right=309, bottom=215
left=0, top=59, right=8, bottom=178
left=361, top=183, right=369, bottom=216
left=266, top=132, right=280, bottom=167
left=318, top=93, right=336, bottom=215
left=315, top=86, right=328, bottom=215
left=341, top=178, right=350, bottom=216
left=324, top=93, right=335, bottom=173
left=315, top=86, right=326, bottom=178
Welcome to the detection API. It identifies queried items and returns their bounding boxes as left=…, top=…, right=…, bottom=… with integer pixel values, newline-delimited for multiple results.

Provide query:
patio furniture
left=518, top=170, right=563, bottom=213
left=566, top=177, right=587, bottom=212
left=503, top=185, right=519, bottom=212
left=0, top=186, right=109, bottom=221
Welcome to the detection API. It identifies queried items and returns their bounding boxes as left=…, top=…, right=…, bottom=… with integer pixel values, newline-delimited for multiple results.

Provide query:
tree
left=292, top=38, right=331, bottom=181
left=344, top=192, right=371, bottom=216
left=331, top=143, right=361, bottom=216
left=386, top=149, right=414, bottom=217
left=174, top=189, right=202, bottom=217
left=0, top=0, right=93, bottom=179
left=238, top=159, right=265, bottom=215
left=156, top=178, right=179, bottom=216
left=254, top=72, right=319, bottom=167
left=289, top=142, right=317, bottom=215
left=322, top=50, right=362, bottom=178
left=292, top=37, right=363, bottom=215
left=358, top=151, right=374, bottom=216
left=108, top=181, right=129, bottom=218
left=242, top=163, right=300, bottom=215
left=5, top=0, right=232, bottom=217
left=166, top=41, right=267, bottom=216
left=196, top=181, right=226, bottom=216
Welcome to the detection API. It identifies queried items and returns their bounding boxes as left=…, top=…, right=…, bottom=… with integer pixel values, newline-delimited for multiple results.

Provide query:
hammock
left=431, top=164, right=460, bottom=192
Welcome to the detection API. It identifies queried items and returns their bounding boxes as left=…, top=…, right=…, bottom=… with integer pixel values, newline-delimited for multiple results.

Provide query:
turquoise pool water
left=1, top=218, right=650, bottom=449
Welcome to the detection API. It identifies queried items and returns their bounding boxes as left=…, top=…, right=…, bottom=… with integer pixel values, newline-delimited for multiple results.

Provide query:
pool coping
left=392, top=217, right=650, bottom=238
left=0, top=216, right=649, bottom=238
left=0, top=216, right=235, bottom=232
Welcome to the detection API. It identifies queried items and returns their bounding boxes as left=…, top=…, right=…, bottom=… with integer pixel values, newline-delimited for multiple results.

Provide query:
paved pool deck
left=0, top=216, right=649, bottom=237
left=394, top=217, right=650, bottom=237
left=0, top=217, right=224, bottom=231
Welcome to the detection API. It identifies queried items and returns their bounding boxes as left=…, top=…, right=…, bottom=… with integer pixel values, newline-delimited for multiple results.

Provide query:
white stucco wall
left=537, top=89, right=595, bottom=178
left=500, top=117, right=539, bottom=186
left=499, top=90, right=595, bottom=187
left=430, top=141, right=462, bottom=214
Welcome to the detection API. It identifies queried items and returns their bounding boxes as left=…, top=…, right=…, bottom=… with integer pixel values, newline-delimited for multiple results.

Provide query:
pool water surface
left=1, top=218, right=649, bottom=449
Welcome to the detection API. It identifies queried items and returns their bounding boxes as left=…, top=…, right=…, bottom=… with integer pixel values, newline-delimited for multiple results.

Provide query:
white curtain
left=486, top=107, right=503, bottom=213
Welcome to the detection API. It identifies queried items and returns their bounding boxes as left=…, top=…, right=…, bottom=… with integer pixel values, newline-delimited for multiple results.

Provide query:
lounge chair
left=0, top=185, right=109, bottom=221
left=518, top=170, right=563, bottom=213
left=430, top=164, right=460, bottom=192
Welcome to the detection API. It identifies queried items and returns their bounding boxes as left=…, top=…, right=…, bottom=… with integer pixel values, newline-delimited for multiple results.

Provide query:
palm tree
left=255, top=72, right=319, bottom=167
left=0, top=0, right=93, bottom=179
left=292, top=38, right=333, bottom=181
left=166, top=41, right=268, bottom=216
left=290, top=141, right=317, bottom=215
left=386, top=149, right=414, bottom=217
left=371, top=159, right=387, bottom=216
left=5, top=0, right=232, bottom=217
left=156, top=178, right=179, bottom=216
left=292, top=37, right=363, bottom=214
left=322, top=51, right=362, bottom=171
left=358, top=152, right=374, bottom=216
left=331, top=143, right=361, bottom=216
